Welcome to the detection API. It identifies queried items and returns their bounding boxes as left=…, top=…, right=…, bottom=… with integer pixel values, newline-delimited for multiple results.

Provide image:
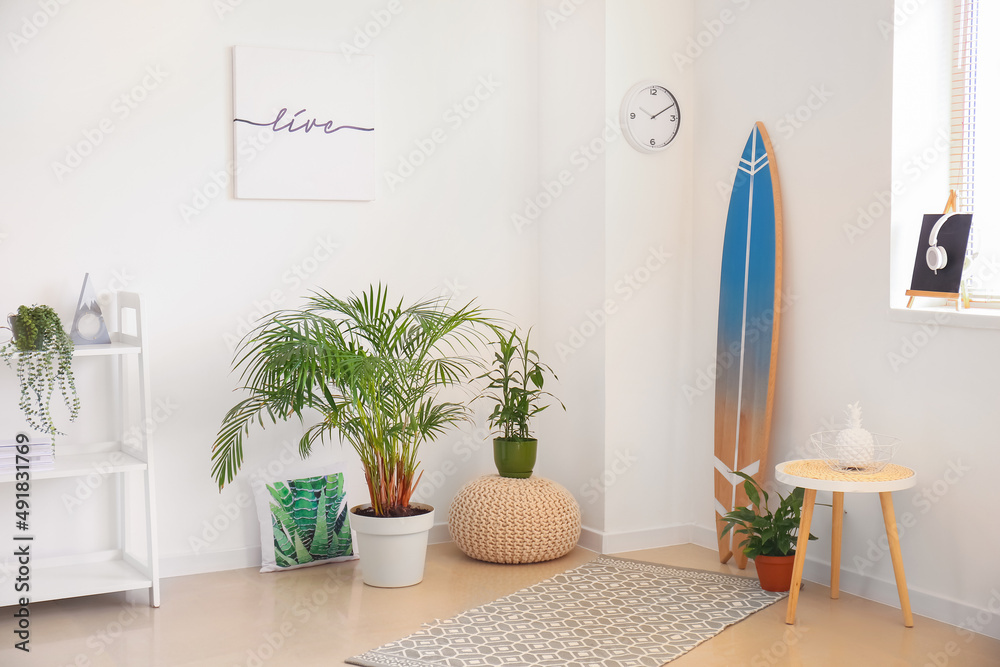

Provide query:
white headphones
left=926, top=212, right=959, bottom=274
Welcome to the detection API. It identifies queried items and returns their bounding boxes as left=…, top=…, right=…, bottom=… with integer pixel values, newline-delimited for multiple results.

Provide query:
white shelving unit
left=0, top=292, right=160, bottom=607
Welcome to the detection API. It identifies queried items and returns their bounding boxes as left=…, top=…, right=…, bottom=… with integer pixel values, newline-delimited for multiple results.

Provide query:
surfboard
left=714, top=122, right=783, bottom=568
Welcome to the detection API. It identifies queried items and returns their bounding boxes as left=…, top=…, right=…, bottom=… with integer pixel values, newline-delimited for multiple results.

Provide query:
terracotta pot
left=754, top=554, right=796, bottom=592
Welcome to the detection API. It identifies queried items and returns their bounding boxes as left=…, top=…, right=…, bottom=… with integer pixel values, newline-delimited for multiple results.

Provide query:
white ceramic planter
left=350, top=503, right=434, bottom=588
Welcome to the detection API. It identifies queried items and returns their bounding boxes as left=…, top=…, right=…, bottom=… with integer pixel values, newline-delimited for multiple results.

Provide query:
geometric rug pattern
left=346, top=555, right=787, bottom=667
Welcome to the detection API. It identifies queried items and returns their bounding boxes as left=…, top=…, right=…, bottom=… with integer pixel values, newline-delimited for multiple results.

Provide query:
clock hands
left=637, top=102, right=676, bottom=120
left=650, top=102, right=676, bottom=120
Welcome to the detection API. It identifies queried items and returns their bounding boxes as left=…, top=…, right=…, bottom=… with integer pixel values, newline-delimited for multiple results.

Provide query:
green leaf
left=477, top=326, right=563, bottom=441
left=723, top=507, right=756, bottom=523
left=719, top=475, right=814, bottom=560
left=210, top=284, right=497, bottom=515
left=269, top=497, right=312, bottom=564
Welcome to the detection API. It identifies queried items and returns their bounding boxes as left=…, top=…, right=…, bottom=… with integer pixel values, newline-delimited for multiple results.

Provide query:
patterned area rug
left=347, top=555, right=786, bottom=667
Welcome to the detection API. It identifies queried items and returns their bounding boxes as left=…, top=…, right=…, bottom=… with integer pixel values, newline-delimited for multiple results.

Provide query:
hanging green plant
left=0, top=304, right=81, bottom=439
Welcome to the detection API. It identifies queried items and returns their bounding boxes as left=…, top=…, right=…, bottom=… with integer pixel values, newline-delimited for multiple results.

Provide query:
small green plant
left=479, top=327, right=563, bottom=440
left=0, top=305, right=80, bottom=438
left=719, top=471, right=817, bottom=559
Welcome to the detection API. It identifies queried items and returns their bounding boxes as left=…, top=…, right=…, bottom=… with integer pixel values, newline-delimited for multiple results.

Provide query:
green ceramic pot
left=493, top=437, right=537, bottom=478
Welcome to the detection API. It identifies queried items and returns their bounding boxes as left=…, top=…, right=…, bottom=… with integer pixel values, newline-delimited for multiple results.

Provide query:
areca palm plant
left=211, top=285, right=491, bottom=517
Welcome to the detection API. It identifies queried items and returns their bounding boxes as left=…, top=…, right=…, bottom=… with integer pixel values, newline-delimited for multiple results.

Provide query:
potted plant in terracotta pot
left=719, top=471, right=817, bottom=592
left=211, top=285, right=491, bottom=587
left=1, top=304, right=80, bottom=439
left=478, top=327, right=563, bottom=478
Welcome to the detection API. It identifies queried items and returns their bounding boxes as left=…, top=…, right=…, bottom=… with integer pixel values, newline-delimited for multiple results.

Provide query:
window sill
left=888, top=300, right=1000, bottom=331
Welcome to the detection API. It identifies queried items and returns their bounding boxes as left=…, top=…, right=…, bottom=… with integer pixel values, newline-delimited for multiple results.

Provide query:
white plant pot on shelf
left=350, top=503, right=434, bottom=588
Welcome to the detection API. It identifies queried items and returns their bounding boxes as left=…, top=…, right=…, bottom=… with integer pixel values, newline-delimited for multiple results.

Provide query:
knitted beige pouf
left=448, top=475, right=582, bottom=564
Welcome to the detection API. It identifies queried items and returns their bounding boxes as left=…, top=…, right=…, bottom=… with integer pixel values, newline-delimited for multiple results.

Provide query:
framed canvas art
left=233, top=46, right=376, bottom=201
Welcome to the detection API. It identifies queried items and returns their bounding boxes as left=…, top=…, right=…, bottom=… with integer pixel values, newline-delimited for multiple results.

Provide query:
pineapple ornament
left=835, top=402, right=875, bottom=470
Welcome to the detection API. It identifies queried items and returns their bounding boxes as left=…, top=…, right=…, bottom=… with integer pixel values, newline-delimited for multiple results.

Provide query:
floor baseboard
left=161, top=546, right=262, bottom=578
left=801, top=556, right=1000, bottom=641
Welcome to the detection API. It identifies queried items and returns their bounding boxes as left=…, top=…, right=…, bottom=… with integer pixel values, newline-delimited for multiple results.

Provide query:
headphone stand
left=905, top=190, right=962, bottom=310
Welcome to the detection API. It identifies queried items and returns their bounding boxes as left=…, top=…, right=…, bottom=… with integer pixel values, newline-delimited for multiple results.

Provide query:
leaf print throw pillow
left=251, top=464, right=358, bottom=572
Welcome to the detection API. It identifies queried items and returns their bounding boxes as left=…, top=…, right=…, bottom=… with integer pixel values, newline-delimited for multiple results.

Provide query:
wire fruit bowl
left=810, top=431, right=900, bottom=474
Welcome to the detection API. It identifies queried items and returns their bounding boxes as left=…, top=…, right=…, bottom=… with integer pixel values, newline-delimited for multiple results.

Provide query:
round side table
left=775, top=459, right=917, bottom=627
left=448, top=475, right=581, bottom=564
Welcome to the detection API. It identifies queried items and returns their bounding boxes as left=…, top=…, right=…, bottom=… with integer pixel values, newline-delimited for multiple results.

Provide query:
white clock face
left=621, top=84, right=680, bottom=152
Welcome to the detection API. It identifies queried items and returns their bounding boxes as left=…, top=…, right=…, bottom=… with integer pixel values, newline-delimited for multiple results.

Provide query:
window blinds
left=951, top=0, right=979, bottom=250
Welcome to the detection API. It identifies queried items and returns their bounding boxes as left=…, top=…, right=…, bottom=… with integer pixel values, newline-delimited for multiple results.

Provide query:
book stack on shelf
left=0, top=439, right=54, bottom=473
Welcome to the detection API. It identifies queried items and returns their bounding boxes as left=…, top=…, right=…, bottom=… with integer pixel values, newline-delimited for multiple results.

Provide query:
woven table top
left=783, top=459, right=915, bottom=483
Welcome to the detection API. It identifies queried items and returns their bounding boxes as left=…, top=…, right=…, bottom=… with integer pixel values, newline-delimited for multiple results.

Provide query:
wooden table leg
left=879, top=492, right=914, bottom=627
left=785, top=487, right=817, bottom=625
left=831, top=491, right=844, bottom=599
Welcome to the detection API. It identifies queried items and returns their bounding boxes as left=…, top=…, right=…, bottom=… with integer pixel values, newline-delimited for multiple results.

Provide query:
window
left=890, top=0, right=1000, bottom=319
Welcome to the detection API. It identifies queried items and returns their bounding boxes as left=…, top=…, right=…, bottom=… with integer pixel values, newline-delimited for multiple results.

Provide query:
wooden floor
left=2, top=542, right=998, bottom=666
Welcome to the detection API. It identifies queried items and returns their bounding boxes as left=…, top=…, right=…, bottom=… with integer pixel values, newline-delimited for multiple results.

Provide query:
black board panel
left=909, top=213, right=973, bottom=294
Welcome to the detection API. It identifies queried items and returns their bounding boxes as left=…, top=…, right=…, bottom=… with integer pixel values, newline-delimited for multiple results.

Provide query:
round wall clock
left=620, top=82, right=681, bottom=153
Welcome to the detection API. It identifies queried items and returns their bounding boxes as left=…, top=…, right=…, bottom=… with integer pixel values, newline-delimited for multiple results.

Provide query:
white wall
left=601, top=1, right=695, bottom=549
left=536, top=0, right=609, bottom=540
left=534, top=0, right=695, bottom=550
left=691, top=0, right=1000, bottom=639
left=0, top=0, right=541, bottom=572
